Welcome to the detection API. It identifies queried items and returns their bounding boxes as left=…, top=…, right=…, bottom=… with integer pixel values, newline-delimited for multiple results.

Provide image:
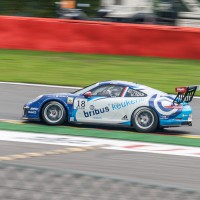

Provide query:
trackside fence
left=0, top=163, right=199, bottom=200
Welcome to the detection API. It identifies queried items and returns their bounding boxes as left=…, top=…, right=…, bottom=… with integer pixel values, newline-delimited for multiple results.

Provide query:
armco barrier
left=0, top=162, right=200, bottom=200
left=1, top=16, right=200, bottom=59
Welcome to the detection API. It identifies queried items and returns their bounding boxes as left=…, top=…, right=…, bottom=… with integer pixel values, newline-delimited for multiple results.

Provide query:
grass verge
left=0, top=122, right=200, bottom=147
left=0, top=49, right=200, bottom=95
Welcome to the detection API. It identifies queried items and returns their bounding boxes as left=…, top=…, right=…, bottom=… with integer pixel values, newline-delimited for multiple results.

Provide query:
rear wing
left=173, top=85, right=200, bottom=104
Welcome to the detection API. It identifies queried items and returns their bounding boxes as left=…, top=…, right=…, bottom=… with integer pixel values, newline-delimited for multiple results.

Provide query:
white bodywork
left=23, top=80, right=194, bottom=131
left=72, top=82, right=173, bottom=125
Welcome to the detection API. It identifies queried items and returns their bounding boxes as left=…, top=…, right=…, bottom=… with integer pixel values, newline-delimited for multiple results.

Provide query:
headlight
left=29, top=95, right=43, bottom=103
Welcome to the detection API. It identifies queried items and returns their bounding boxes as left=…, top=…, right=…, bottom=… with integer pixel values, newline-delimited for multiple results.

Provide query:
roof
left=100, top=80, right=166, bottom=95
left=101, top=80, right=141, bottom=87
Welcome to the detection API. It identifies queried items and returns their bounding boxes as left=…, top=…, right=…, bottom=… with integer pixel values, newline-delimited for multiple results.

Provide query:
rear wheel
left=41, top=101, right=66, bottom=125
left=132, top=107, right=158, bottom=133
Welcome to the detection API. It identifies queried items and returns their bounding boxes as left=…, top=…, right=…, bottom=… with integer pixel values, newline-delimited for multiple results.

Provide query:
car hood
left=42, top=93, right=76, bottom=98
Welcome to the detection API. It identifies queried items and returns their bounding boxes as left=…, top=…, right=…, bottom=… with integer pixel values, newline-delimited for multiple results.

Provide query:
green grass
left=0, top=49, right=200, bottom=94
left=0, top=122, right=200, bottom=147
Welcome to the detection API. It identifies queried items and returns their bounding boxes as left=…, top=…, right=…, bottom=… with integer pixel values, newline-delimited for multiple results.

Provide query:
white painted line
left=0, top=130, right=131, bottom=147
left=0, top=82, right=81, bottom=90
left=1, top=130, right=200, bottom=158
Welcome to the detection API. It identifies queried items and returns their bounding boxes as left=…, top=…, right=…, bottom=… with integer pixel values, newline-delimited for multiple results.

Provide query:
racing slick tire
left=41, top=101, right=66, bottom=125
left=132, top=107, right=158, bottom=133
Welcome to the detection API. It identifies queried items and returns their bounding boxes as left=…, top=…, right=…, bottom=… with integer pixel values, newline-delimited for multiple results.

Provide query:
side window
left=91, top=85, right=124, bottom=97
left=125, top=88, right=146, bottom=97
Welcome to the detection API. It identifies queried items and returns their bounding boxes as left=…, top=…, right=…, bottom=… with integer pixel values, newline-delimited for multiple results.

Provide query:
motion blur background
left=0, top=1, right=200, bottom=200
left=1, top=0, right=200, bottom=27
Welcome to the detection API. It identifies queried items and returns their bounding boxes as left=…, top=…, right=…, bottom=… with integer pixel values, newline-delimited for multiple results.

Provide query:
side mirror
left=84, top=91, right=92, bottom=98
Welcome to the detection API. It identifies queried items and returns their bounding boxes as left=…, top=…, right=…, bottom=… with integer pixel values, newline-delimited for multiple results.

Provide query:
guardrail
left=0, top=162, right=199, bottom=200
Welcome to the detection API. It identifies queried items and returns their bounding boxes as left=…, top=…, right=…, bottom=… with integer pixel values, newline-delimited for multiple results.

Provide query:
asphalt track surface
left=0, top=83, right=200, bottom=190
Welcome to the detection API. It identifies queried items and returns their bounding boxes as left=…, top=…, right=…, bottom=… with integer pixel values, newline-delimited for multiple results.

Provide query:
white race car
left=23, top=80, right=199, bottom=132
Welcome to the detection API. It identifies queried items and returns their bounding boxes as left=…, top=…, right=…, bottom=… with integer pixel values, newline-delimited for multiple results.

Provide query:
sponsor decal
left=112, top=99, right=144, bottom=110
left=56, top=95, right=66, bottom=98
left=160, top=115, right=168, bottom=119
left=67, top=97, right=74, bottom=104
left=93, top=116, right=102, bottom=119
left=83, top=107, right=109, bottom=118
left=30, top=107, right=38, bottom=111
left=76, top=99, right=86, bottom=109
left=122, top=115, right=128, bottom=120
left=175, top=87, right=187, bottom=93
left=28, top=111, right=37, bottom=114
left=90, top=105, right=95, bottom=110
left=149, top=95, right=182, bottom=117
left=70, top=117, right=75, bottom=122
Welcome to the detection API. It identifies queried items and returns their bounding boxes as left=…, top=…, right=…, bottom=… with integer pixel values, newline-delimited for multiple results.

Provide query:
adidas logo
left=122, top=115, right=128, bottom=120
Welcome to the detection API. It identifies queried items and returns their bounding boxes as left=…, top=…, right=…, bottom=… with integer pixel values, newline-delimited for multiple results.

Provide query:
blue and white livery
left=23, top=81, right=199, bottom=133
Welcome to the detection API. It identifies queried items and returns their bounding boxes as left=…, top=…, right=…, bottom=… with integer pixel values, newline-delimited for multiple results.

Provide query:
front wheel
left=41, top=101, right=66, bottom=125
left=132, top=107, right=158, bottom=133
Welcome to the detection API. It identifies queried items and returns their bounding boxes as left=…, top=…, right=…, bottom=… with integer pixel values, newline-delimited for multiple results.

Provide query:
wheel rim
left=44, top=103, right=64, bottom=123
left=135, top=110, right=154, bottom=130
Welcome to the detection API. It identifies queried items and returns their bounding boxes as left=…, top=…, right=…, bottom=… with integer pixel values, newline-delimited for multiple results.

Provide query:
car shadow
left=23, top=121, right=190, bottom=136
left=69, top=123, right=190, bottom=136
left=155, top=128, right=190, bottom=136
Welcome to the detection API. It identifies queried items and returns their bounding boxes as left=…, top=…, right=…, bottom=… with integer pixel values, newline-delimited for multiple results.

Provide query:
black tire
left=132, top=107, right=158, bottom=133
left=41, top=101, right=66, bottom=125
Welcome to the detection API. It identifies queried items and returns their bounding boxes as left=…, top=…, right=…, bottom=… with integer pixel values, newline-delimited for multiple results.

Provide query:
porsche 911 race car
left=23, top=81, right=199, bottom=133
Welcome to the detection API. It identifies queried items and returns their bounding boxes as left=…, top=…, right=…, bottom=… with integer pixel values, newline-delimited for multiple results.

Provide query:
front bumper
left=22, top=105, right=40, bottom=120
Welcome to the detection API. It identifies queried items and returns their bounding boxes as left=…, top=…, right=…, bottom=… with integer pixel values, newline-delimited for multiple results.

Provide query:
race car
left=23, top=80, right=199, bottom=133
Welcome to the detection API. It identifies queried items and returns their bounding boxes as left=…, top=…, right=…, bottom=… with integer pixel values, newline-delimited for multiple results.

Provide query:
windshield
left=73, top=82, right=100, bottom=95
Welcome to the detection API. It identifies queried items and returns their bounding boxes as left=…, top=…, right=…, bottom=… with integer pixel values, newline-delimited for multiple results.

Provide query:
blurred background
left=1, top=0, right=200, bottom=27
left=0, top=1, right=200, bottom=200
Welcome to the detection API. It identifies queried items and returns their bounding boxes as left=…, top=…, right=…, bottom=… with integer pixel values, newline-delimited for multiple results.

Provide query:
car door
left=73, top=84, right=127, bottom=124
